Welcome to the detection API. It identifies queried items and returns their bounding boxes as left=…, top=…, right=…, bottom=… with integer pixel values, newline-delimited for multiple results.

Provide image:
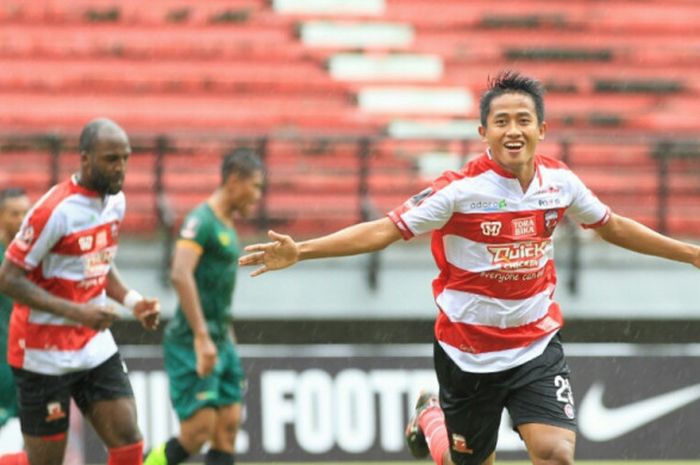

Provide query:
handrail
left=2, top=132, right=700, bottom=293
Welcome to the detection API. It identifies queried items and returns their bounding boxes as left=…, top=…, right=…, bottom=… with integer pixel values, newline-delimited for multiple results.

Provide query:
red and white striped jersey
left=388, top=152, right=610, bottom=373
left=5, top=176, right=124, bottom=375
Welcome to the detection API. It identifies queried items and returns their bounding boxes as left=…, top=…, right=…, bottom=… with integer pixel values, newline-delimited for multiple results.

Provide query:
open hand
left=238, top=230, right=300, bottom=277
left=133, top=298, right=160, bottom=331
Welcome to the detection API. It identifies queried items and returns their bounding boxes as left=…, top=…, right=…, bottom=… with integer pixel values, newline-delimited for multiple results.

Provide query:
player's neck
left=495, top=162, right=535, bottom=192
left=208, top=190, right=235, bottom=228
left=515, top=169, right=535, bottom=192
left=74, top=173, right=107, bottom=199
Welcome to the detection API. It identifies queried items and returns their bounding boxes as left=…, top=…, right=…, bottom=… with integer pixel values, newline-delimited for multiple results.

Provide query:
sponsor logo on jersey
left=512, top=216, right=536, bottom=238
left=96, top=230, right=108, bottom=249
left=46, top=402, right=66, bottom=422
left=78, top=235, right=94, bottom=251
left=534, top=185, right=561, bottom=195
left=480, top=221, right=502, bottom=236
left=451, top=433, right=474, bottom=454
left=470, top=199, right=507, bottom=211
left=15, top=224, right=35, bottom=251
left=196, top=390, right=218, bottom=401
left=181, top=218, right=199, bottom=240
left=538, top=197, right=561, bottom=208
left=486, top=240, right=551, bottom=270
left=83, top=246, right=116, bottom=277
left=76, top=275, right=107, bottom=290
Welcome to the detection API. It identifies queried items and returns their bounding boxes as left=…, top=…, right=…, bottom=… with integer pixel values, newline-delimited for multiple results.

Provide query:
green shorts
left=0, top=360, right=18, bottom=428
left=164, top=339, right=246, bottom=420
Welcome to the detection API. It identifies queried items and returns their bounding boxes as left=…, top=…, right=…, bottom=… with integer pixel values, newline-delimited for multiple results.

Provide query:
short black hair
left=479, top=71, right=545, bottom=127
left=221, top=147, right=263, bottom=184
left=0, top=187, right=26, bottom=210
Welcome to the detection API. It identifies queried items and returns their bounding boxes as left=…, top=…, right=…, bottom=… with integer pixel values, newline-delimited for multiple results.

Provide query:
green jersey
left=0, top=239, right=18, bottom=427
left=0, top=241, right=13, bottom=365
left=165, top=203, right=240, bottom=345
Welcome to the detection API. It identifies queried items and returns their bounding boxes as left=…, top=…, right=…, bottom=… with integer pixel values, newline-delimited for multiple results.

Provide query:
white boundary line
left=120, top=343, right=700, bottom=359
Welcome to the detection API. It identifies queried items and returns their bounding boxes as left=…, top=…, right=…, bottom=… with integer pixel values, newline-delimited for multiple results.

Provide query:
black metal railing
left=2, top=132, right=700, bottom=294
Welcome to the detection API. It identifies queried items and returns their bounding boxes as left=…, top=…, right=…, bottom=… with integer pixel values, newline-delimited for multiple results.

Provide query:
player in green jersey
left=145, top=148, right=263, bottom=465
left=0, top=188, right=30, bottom=432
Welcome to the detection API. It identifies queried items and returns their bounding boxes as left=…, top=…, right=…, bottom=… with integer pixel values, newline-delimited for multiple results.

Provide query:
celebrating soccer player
left=239, top=71, right=700, bottom=465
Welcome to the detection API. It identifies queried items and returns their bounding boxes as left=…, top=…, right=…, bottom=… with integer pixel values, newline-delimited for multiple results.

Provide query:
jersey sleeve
left=6, top=205, right=66, bottom=271
left=387, top=174, right=457, bottom=240
left=565, top=171, right=611, bottom=229
left=177, top=209, right=211, bottom=251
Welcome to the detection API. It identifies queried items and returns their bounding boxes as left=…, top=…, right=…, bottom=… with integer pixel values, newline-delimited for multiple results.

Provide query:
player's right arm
left=0, top=259, right=115, bottom=331
left=170, top=239, right=217, bottom=377
left=240, top=217, right=402, bottom=277
left=0, top=196, right=116, bottom=331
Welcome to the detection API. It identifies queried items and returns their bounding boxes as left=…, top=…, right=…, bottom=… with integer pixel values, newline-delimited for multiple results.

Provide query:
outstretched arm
left=239, top=217, right=403, bottom=276
left=595, top=213, right=700, bottom=267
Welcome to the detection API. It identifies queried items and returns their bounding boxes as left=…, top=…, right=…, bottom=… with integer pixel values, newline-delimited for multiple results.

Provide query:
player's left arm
left=595, top=213, right=700, bottom=268
left=106, top=266, right=160, bottom=330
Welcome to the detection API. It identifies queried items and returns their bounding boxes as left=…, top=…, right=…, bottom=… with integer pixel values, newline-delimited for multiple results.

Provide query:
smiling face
left=478, top=91, right=546, bottom=177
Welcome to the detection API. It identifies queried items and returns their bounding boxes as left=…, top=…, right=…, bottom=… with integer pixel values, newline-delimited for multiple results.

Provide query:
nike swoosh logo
left=579, top=381, right=700, bottom=441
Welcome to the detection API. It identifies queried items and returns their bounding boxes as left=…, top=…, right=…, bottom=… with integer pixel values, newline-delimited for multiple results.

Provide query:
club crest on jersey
left=451, top=434, right=474, bottom=454
left=218, top=232, right=231, bottom=246
left=406, top=187, right=433, bottom=208
left=512, top=216, right=536, bottom=238
left=480, top=221, right=502, bottom=237
left=544, top=209, right=560, bottom=234
left=78, top=235, right=94, bottom=251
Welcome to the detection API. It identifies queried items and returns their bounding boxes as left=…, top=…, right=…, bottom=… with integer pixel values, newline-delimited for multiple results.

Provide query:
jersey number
left=554, top=375, right=574, bottom=404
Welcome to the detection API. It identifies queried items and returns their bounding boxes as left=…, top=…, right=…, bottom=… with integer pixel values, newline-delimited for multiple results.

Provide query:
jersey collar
left=70, top=174, right=102, bottom=198
left=484, top=150, right=543, bottom=188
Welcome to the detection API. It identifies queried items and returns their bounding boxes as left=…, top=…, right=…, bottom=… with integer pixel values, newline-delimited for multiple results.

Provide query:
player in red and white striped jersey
left=239, top=72, right=700, bottom=465
left=0, top=119, right=159, bottom=465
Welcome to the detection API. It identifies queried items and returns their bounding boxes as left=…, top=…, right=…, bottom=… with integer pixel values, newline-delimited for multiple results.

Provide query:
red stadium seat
left=1, top=0, right=699, bottom=235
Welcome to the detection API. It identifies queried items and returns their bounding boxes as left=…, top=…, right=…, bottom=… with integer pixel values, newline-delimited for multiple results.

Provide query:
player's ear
left=478, top=125, right=487, bottom=142
left=79, top=150, right=92, bottom=175
left=538, top=121, right=547, bottom=141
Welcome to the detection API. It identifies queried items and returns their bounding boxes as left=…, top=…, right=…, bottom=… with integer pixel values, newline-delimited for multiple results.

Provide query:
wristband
left=123, top=289, right=143, bottom=310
